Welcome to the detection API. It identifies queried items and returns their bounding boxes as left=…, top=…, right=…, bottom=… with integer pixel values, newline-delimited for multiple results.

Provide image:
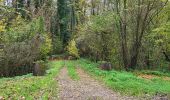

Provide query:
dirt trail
left=57, top=67, right=137, bottom=100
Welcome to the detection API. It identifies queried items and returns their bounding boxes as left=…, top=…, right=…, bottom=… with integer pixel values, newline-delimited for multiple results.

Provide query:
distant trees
left=74, top=0, right=170, bottom=70
left=0, top=0, right=170, bottom=75
left=57, top=0, right=70, bottom=45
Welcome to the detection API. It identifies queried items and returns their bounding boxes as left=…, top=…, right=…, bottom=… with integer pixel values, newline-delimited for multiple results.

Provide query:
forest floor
left=0, top=59, right=170, bottom=99
left=57, top=67, right=136, bottom=100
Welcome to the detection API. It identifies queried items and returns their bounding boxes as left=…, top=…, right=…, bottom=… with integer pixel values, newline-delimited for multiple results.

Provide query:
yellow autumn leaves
left=0, top=19, right=6, bottom=33
left=67, top=39, right=80, bottom=58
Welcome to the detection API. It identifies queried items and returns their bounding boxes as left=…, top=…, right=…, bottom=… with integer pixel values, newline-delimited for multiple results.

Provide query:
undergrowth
left=0, top=61, right=64, bottom=99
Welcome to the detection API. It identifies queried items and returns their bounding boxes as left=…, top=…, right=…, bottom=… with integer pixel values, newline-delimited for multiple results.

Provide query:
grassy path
left=61, top=59, right=170, bottom=100
left=1, top=59, right=170, bottom=99
left=58, top=66, right=136, bottom=100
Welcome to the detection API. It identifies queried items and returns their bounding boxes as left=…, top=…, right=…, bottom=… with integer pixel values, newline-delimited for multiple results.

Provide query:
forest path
left=57, top=67, right=137, bottom=100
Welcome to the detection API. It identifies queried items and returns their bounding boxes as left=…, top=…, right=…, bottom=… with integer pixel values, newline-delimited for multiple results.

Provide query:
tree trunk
left=121, top=0, right=129, bottom=70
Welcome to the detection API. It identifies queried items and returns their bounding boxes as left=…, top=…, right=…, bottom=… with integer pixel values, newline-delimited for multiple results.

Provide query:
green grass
left=65, top=61, right=80, bottom=80
left=1, top=59, right=170, bottom=99
left=75, top=59, right=170, bottom=96
left=0, top=61, right=64, bottom=99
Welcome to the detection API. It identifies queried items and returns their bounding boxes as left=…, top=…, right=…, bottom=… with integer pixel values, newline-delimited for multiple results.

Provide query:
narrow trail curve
left=57, top=67, right=137, bottom=100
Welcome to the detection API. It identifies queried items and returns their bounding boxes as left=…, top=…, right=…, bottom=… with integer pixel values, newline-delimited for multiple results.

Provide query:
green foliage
left=38, top=16, right=45, bottom=34
left=153, top=21, right=170, bottom=47
left=76, top=12, right=120, bottom=64
left=38, top=16, right=52, bottom=59
left=52, top=37, right=63, bottom=54
left=0, top=61, right=64, bottom=99
left=67, top=39, right=80, bottom=58
left=40, top=34, right=52, bottom=59
left=57, top=0, right=71, bottom=44
left=147, top=16, right=170, bottom=68
left=2, top=15, right=38, bottom=43
left=0, top=15, right=52, bottom=76
left=90, top=12, right=119, bottom=32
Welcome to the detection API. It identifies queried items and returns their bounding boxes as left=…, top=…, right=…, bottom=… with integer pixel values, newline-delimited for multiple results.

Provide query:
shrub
left=76, top=12, right=119, bottom=63
left=52, top=36, right=63, bottom=54
left=67, top=39, right=80, bottom=59
left=0, top=34, right=43, bottom=77
left=0, top=16, right=52, bottom=77
left=40, top=34, right=52, bottom=60
left=0, top=19, right=6, bottom=32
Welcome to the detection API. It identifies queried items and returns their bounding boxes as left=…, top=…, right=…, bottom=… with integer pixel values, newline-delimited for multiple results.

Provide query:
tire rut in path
left=57, top=67, right=136, bottom=100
